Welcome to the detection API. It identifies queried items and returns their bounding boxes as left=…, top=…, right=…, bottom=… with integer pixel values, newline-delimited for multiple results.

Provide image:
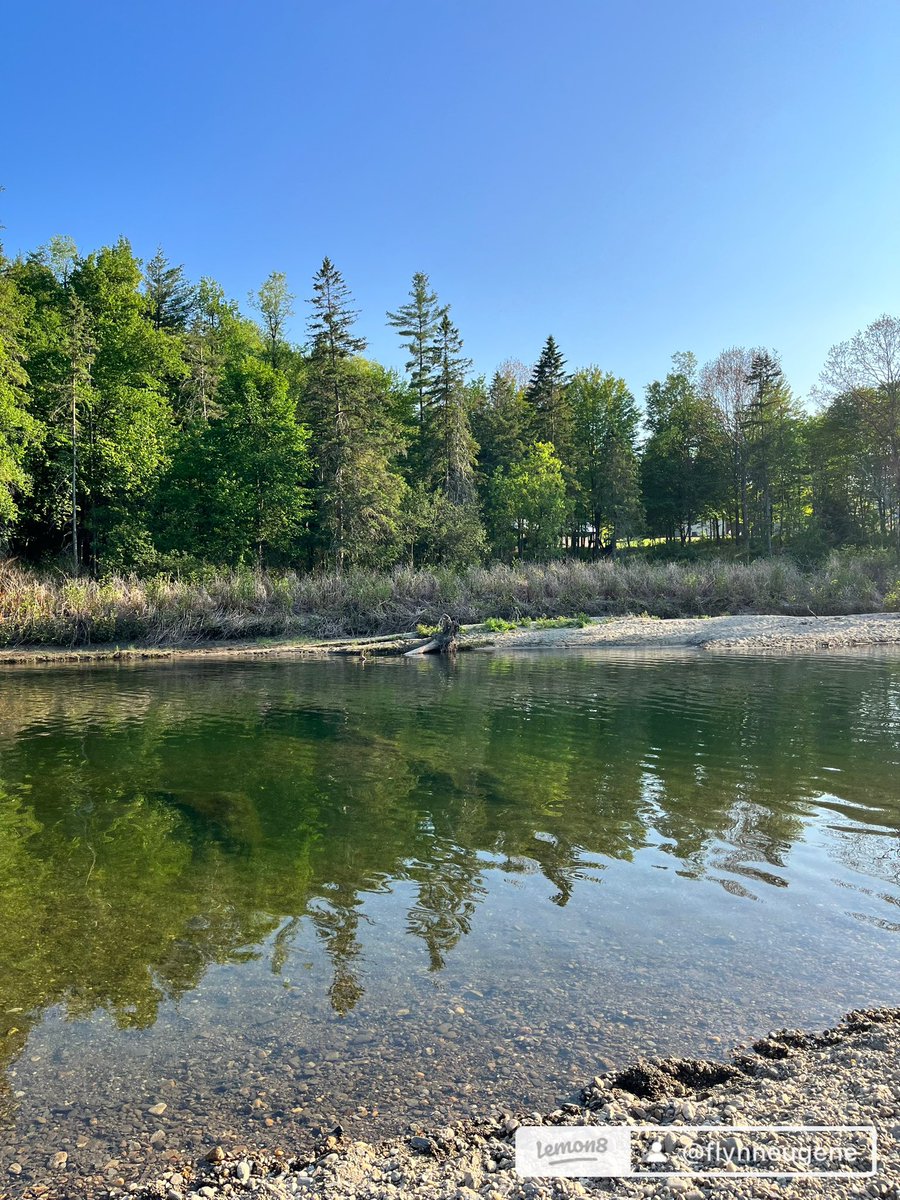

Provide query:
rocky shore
left=20, top=1007, right=896, bottom=1200
left=490, top=611, right=900, bottom=654
left=1, top=612, right=899, bottom=668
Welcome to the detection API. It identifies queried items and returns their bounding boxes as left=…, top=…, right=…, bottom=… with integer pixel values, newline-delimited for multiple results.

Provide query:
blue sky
left=2, top=0, right=898, bottom=402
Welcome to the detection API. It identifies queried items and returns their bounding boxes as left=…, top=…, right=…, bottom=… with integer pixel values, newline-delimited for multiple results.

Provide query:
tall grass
left=0, top=551, right=897, bottom=648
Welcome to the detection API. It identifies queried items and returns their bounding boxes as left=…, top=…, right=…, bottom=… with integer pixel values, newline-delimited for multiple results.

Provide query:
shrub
left=0, top=551, right=896, bottom=648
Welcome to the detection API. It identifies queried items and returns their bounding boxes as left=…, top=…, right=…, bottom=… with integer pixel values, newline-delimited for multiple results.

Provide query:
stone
left=235, top=1159, right=252, bottom=1183
left=149, top=1102, right=168, bottom=1116
left=50, top=1151, right=68, bottom=1170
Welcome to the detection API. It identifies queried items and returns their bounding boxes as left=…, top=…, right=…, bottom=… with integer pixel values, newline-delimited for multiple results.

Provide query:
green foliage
left=482, top=613, right=590, bottom=632
left=386, top=271, right=445, bottom=431
left=144, top=247, right=196, bottom=332
left=158, top=356, right=311, bottom=566
left=569, top=367, right=642, bottom=551
left=492, top=441, right=570, bottom=560
left=641, top=359, right=729, bottom=543
left=482, top=615, right=518, bottom=632
left=0, top=221, right=898, bottom=580
left=250, top=270, right=294, bottom=365
left=0, top=552, right=896, bottom=647
left=526, top=335, right=572, bottom=458
left=305, top=259, right=410, bottom=568
left=0, top=258, right=41, bottom=530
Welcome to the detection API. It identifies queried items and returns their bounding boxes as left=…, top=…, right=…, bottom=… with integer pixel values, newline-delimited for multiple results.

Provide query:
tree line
left=0, top=232, right=898, bottom=573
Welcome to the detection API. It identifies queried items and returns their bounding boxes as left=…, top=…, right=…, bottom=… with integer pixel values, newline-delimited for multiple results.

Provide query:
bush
left=0, top=551, right=896, bottom=648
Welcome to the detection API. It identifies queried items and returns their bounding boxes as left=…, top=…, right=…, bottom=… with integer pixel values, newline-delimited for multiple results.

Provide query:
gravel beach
left=485, top=612, right=900, bottom=654
left=1, top=612, right=899, bottom=667
left=21, top=1007, right=897, bottom=1200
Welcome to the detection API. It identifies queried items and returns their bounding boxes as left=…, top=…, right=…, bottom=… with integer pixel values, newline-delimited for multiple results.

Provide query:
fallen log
left=403, top=614, right=461, bottom=657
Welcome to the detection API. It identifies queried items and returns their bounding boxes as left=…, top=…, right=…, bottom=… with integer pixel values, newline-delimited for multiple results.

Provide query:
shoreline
left=1, top=612, right=899, bottom=668
left=89, top=1006, right=898, bottom=1199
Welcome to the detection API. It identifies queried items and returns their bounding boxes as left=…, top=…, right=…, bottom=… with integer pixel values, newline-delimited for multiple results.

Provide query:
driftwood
left=404, top=614, right=460, bottom=657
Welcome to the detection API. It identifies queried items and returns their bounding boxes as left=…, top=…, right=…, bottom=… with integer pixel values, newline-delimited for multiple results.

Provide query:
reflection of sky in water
left=0, top=650, right=899, bottom=1172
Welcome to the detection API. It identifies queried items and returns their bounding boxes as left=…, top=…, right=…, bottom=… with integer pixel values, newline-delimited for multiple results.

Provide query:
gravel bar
left=20, top=1006, right=896, bottom=1200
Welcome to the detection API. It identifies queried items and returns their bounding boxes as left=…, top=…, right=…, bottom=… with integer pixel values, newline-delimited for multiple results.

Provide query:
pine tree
left=387, top=272, right=445, bottom=431
left=526, top=336, right=572, bottom=454
left=743, top=351, right=784, bottom=554
left=144, top=247, right=196, bottom=332
left=474, top=364, right=529, bottom=477
left=306, top=258, right=407, bottom=568
left=182, top=278, right=262, bottom=423
left=414, top=313, right=485, bottom=564
left=426, top=312, right=477, bottom=504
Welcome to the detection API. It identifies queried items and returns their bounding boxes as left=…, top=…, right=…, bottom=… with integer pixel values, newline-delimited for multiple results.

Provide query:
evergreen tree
left=743, top=351, right=784, bottom=554
left=182, top=278, right=262, bottom=423
left=473, top=364, right=529, bottom=478
left=426, top=312, right=478, bottom=503
left=144, top=247, right=196, bottom=332
left=386, top=272, right=445, bottom=431
left=306, top=258, right=407, bottom=568
left=526, top=335, right=572, bottom=456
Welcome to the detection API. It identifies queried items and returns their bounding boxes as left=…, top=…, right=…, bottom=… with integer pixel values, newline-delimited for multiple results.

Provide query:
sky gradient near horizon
left=2, top=0, right=898, bottom=403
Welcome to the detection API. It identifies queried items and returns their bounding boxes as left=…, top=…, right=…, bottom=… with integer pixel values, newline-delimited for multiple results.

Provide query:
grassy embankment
left=0, top=552, right=898, bottom=650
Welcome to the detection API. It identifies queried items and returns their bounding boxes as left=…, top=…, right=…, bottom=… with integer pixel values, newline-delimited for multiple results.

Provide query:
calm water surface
left=1, top=650, right=899, bottom=1180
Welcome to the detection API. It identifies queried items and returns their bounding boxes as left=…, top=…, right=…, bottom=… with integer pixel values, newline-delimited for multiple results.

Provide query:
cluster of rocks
left=41, top=1006, right=891, bottom=1200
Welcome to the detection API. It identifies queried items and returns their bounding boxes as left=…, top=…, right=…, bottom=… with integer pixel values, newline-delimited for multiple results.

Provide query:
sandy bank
left=0, top=612, right=898, bottom=668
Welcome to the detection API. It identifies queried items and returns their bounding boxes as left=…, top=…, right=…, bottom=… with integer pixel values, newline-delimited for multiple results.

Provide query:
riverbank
left=1, top=554, right=897, bottom=651
left=88, top=1006, right=897, bottom=1199
left=488, top=610, right=900, bottom=654
left=1, top=612, right=899, bottom=666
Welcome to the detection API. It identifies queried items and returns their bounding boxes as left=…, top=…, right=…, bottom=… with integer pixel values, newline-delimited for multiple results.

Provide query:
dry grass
left=0, top=552, right=897, bottom=648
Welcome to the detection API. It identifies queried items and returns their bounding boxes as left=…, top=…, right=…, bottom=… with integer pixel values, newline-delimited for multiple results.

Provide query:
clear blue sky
left=2, top=0, right=898, bottom=402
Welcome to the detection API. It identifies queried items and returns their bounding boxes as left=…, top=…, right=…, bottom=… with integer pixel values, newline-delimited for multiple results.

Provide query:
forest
left=1, top=232, right=899, bottom=576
